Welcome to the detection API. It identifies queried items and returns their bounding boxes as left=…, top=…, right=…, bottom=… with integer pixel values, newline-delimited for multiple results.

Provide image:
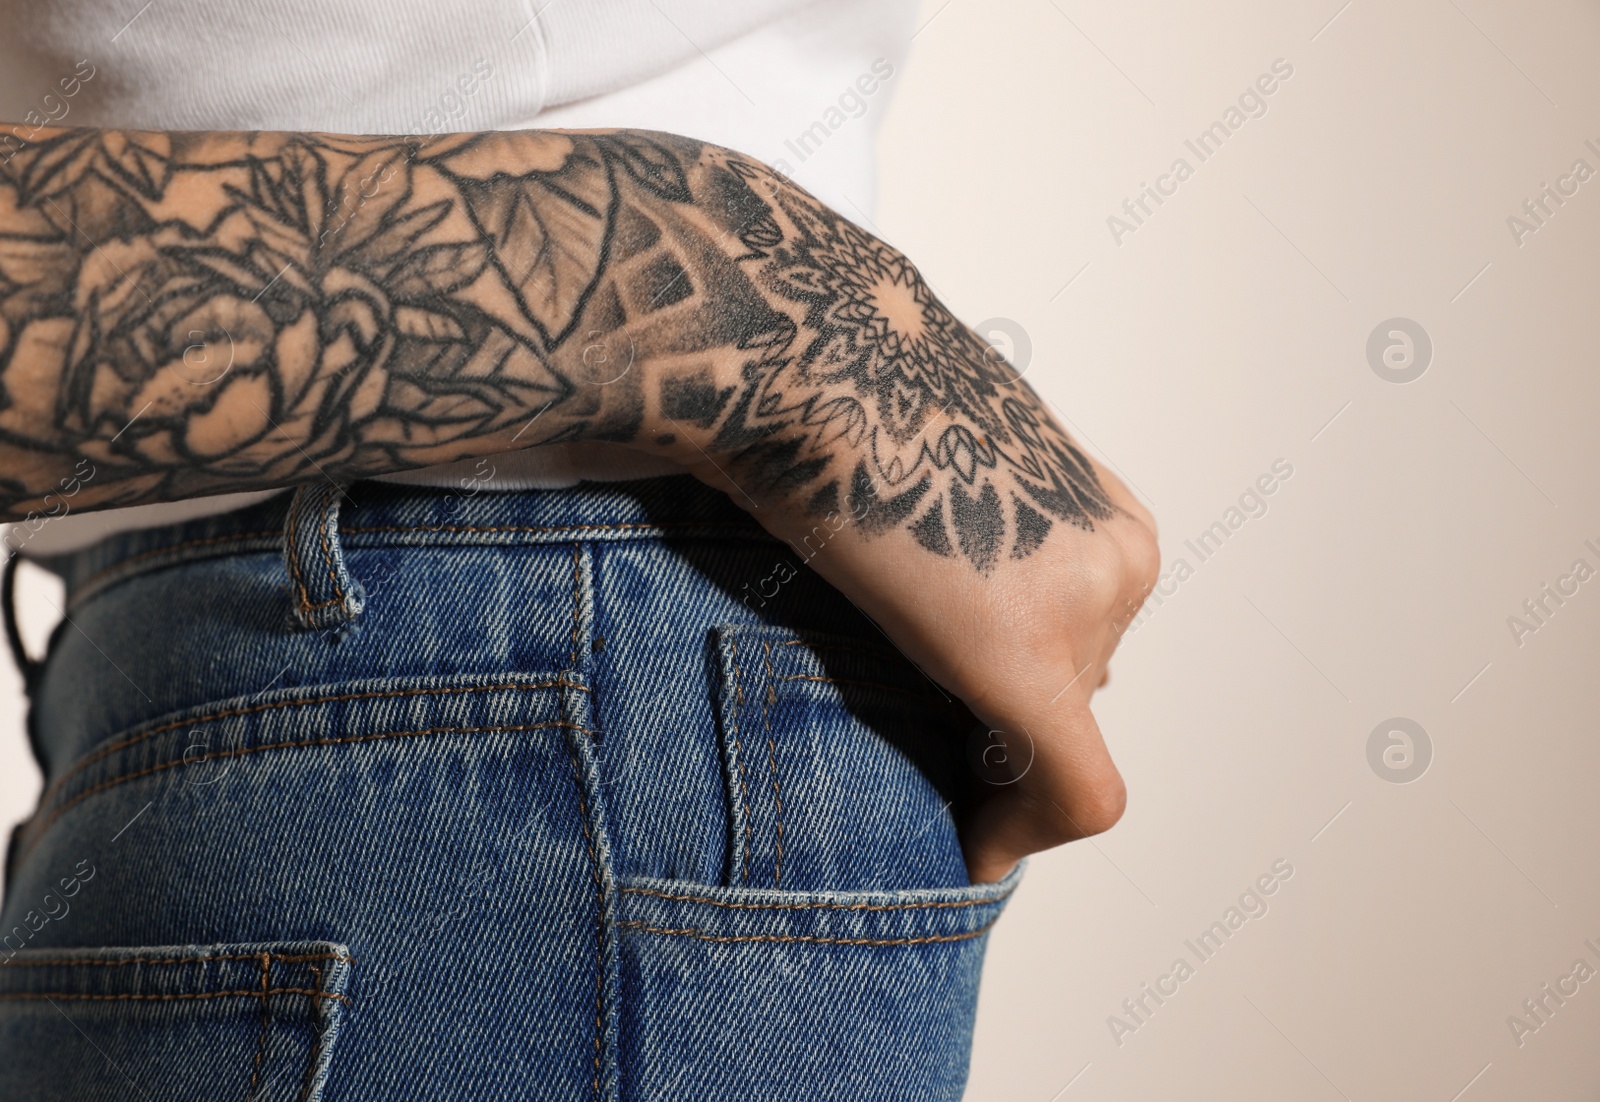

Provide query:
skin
left=0, top=125, right=1159, bottom=882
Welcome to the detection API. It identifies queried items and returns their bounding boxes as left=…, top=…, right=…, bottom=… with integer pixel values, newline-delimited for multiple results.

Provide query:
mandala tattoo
left=0, top=125, right=1114, bottom=570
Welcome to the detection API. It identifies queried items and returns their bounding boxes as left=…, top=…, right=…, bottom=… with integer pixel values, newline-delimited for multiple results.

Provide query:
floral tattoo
left=0, top=126, right=1112, bottom=569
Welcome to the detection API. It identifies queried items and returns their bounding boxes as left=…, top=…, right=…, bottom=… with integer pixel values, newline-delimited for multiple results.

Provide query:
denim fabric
left=0, top=476, right=1018, bottom=1100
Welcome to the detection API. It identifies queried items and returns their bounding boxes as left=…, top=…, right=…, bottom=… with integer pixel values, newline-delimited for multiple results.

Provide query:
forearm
left=0, top=123, right=1111, bottom=574
left=0, top=125, right=734, bottom=518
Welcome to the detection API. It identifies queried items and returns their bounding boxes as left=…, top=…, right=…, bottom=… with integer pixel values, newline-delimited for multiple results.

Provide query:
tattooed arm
left=0, top=125, right=1158, bottom=878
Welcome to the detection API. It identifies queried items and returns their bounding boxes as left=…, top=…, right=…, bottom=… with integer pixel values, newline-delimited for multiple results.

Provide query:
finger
left=959, top=699, right=1125, bottom=883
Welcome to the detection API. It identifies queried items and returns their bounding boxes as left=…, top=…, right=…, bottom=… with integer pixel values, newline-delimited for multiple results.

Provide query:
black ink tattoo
left=0, top=125, right=1112, bottom=571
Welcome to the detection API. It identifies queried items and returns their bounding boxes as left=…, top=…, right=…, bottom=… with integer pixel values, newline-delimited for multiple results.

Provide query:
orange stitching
left=76, top=529, right=282, bottom=591
left=296, top=594, right=343, bottom=612
left=72, top=520, right=769, bottom=600
left=315, top=491, right=347, bottom=613
left=616, top=885, right=1012, bottom=913
left=728, top=638, right=752, bottom=884
left=0, top=951, right=354, bottom=968
left=247, top=953, right=270, bottom=1101
left=564, top=744, right=603, bottom=1102
left=25, top=720, right=589, bottom=856
left=340, top=521, right=758, bottom=537
left=33, top=682, right=576, bottom=831
left=299, top=964, right=326, bottom=1102
left=0, top=988, right=351, bottom=1003
left=285, top=491, right=344, bottom=613
left=616, top=919, right=1002, bottom=947
left=761, top=640, right=783, bottom=888
left=284, top=490, right=319, bottom=614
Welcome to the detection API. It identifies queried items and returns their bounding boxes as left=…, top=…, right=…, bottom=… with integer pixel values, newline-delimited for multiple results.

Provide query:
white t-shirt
left=1, top=0, right=917, bottom=552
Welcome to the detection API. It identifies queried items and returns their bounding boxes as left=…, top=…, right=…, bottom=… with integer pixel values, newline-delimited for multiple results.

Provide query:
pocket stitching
left=0, top=951, right=352, bottom=969
left=614, top=920, right=1004, bottom=947
left=35, top=680, right=584, bottom=831
left=247, top=954, right=271, bottom=1100
left=25, top=718, right=590, bottom=862
left=617, top=884, right=1015, bottom=913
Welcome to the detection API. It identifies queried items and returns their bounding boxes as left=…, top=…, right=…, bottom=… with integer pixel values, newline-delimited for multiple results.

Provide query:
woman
left=0, top=2, right=1157, bottom=1097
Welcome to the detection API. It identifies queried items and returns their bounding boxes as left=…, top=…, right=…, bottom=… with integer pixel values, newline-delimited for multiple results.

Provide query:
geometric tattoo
left=0, top=127, right=1113, bottom=570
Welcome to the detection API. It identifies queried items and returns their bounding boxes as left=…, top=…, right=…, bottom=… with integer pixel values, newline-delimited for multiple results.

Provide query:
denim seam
left=569, top=545, right=582, bottom=670
left=23, top=720, right=591, bottom=860
left=299, top=963, right=327, bottom=1102
left=34, top=681, right=579, bottom=831
left=562, top=719, right=619, bottom=1102
left=760, top=640, right=784, bottom=888
left=727, top=637, right=752, bottom=884
left=567, top=543, right=597, bottom=675
left=284, top=492, right=331, bottom=613
left=567, top=747, right=603, bottom=1102
left=66, top=520, right=771, bottom=609
left=340, top=521, right=758, bottom=538
left=0, top=952, right=354, bottom=968
left=614, top=920, right=1003, bottom=947
left=248, top=953, right=271, bottom=1101
left=0, top=988, right=350, bottom=1003
left=77, top=530, right=281, bottom=587
left=615, top=886, right=1015, bottom=913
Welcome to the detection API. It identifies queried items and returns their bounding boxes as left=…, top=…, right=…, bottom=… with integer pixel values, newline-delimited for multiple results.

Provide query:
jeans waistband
left=36, top=475, right=773, bottom=616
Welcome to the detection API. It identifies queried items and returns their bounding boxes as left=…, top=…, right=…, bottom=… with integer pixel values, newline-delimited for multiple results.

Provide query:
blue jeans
left=1, top=477, right=1018, bottom=1100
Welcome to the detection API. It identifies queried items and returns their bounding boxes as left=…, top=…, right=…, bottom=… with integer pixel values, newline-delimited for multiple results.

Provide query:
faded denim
left=0, top=476, right=1017, bottom=1100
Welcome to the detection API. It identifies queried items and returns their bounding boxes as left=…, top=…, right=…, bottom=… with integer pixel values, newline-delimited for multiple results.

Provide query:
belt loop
left=3, top=553, right=43, bottom=693
left=282, top=482, right=365, bottom=631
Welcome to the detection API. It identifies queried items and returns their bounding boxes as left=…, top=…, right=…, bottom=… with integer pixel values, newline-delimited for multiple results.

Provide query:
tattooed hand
left=668, top=157, right=1160, bottom=881
left=0, top=125, right=1158, bottom=878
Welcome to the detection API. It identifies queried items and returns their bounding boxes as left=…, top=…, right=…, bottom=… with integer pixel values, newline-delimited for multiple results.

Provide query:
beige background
left=4, top=0, right=1600, bottom=1098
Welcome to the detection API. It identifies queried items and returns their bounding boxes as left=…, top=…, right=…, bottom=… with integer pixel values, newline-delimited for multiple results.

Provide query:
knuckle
left=1064, top=772, right=1127, bottom=838
left=1122, top=523, right=1161, bottom=593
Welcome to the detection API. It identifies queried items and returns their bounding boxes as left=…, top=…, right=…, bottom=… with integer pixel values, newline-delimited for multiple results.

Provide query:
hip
left=1, top=476, right=1016, bottom=1100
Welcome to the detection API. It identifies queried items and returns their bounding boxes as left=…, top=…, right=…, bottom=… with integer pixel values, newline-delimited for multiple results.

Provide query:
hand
left=682, top=427, right=1159, bottom=883
left=642, top=151, right=1161, bottom=882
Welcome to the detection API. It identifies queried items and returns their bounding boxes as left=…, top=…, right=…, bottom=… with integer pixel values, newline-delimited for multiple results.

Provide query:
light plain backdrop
left=4, top=1, right=1600, bottom=1099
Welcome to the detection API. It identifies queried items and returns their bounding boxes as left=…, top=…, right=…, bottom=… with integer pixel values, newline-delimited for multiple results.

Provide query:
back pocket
left=711, top=623, right=973, bottom=893
left=0, top=941, right=351, bottom=1101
